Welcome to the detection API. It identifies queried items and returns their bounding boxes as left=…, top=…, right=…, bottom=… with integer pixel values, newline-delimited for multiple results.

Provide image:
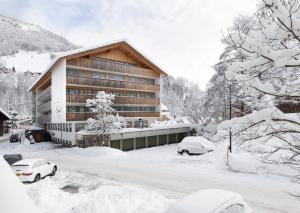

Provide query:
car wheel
left=183, top=150, right=190, bottom=155
left=51, top=166, right=57, bottom=176
left=34, top=174, right=41, bottom=182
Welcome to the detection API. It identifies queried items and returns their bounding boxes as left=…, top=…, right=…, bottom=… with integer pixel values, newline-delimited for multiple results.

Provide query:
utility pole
left=229, top=83, right=232, bottom=153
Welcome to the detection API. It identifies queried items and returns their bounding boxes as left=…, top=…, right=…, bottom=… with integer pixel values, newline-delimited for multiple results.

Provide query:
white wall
left=51, top=59, right=66, bottom=123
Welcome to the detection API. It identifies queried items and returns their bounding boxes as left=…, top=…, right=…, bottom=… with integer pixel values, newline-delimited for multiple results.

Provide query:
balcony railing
left=67, top=76, right=160, bottom=92
left=66, top=94, right=160, bottom=105
left=37, top=101, right=51, bottom=112
left=66, top=111, right=160, bottom=121
left=37, top=86, right=51, bottom=103
left=67, top=58, right=159, bottom=78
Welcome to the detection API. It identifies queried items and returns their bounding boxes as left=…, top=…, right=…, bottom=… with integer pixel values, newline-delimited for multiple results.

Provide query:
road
left=24, top=146, right=300, bottom=213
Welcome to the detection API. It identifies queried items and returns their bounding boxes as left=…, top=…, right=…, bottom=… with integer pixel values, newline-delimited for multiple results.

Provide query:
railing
left=38, top=101, right=51, bottom=112
left=37, top=86, right=51, bottom=102
left=114, top=96, right=160, bottom=105
left=67, top=76, right=160, bottom=92
left=117, top=111, right=160, bottom=117
left=66, top=94, right=160, bottom=105
left=67, top=58, right=159, bottom=78
left=66, top=111, right=160, bottom=121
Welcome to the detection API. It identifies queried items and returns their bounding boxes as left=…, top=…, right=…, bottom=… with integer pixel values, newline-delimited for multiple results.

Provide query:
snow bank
left=0, top=156, right=39, bottom=213
left=227, top=151, right=298, bottom=177
left=27, top=171, right=174, bottom=213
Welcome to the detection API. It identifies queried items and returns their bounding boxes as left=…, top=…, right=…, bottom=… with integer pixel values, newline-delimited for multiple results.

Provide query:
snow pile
left=0, top=156, right=39, bottom=213
left=227, top=150, right=298, bottom=177
left=27, top=172, right=174, bottom=213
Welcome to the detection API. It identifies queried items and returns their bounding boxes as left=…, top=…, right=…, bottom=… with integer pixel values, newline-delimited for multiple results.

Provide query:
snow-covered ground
left=0, top=51, right=52, bottom=73
left=1, top=140, right=300, bottom=213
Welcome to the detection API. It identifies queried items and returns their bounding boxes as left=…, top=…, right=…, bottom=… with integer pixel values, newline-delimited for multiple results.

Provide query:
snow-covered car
left=12, top=159, right=57, bottom=182
left=9, top=133, right=21, bottom=143
left=3, top=154, right=23, bottom=165
left=177, top=136, right=215, bottom=155
left=164, top=189, right=252, bottom=213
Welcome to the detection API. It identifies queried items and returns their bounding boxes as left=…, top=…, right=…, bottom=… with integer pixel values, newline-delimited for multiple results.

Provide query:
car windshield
left=4, top=158, right=19, bottom=165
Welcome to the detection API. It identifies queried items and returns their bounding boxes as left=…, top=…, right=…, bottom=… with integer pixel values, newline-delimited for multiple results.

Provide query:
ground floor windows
left=67, top=106, right=90, bottom=113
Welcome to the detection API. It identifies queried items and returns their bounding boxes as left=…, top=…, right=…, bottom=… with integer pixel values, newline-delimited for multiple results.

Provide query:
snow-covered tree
left=6, top=104, right=18, bottom=130
left=215, top=0, right=300, bottom=184
left=0, top=68, right=39, bottom=119
left=85, top=91, right=124, bottom=135
left=162, top=76, right=206, bottom=123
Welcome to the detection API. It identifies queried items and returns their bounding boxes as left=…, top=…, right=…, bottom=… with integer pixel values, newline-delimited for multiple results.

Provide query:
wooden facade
left=30, top=41, right=167, bottom=125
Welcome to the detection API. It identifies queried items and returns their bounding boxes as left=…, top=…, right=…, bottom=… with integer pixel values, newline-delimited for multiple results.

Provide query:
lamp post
left=229, top=83, right=232, bottom=153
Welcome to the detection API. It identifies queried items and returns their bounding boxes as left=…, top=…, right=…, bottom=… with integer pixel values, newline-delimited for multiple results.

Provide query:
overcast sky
left=0, top=0, right=256, bottom=90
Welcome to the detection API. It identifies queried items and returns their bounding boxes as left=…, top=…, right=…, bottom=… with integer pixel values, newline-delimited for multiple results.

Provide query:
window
left=129, top=76, right=140, bottom=83
left=67, top=89, right=79, bottom=95
left=145, top=92, right=155, bottom=98
left=114, top=106, right=156, bottom=112
left=128, top=92, right=137, bottom=97
left=109, top=74, right=124, bottom=81
left=112, top=91, right=123, bottom=97
left=144, top=78, right=155, bottom=85
left=67, top=106, right=76, bottom=113
left=67, top=69, right=84, bottom=77
left=91, top=72, right=104, bottom=79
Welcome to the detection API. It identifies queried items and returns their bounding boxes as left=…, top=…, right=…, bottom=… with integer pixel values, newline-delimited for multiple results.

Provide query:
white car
left=12, top=159, right=57, bottom=182
left=178, top=136, right=215, bottom=155
left=165, top=189, right=252, bottom=213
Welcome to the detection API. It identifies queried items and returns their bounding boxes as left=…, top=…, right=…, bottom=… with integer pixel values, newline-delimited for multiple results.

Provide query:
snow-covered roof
left=29, top=39, right=168, bottom=91
left=0, top=108, right=10, bottom=120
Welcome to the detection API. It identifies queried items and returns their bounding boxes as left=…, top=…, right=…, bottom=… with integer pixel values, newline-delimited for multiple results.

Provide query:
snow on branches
left=214, top=0, right=300, bottom=180
left=85, top=91, right=124, bottom=135
left=225, top=0, right=300, bottom=101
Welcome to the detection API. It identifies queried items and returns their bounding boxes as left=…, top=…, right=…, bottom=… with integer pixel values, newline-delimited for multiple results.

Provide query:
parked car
left=177, top=136, right=215, bottom=155
left=3, top=154, right=23, bottom=165
left=9, top=133, right=21, bottom=143
left=12, top=159, right=57, bottom=183
left=164, top=189, right=252, bottom=213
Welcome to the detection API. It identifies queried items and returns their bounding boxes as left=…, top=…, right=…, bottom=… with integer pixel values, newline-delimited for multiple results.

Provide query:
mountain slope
left=0, top=15, right=79, bottom=56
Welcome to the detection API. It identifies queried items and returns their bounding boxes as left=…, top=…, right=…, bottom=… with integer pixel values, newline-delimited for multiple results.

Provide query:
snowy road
left=1, top=141, right=300, bottom=213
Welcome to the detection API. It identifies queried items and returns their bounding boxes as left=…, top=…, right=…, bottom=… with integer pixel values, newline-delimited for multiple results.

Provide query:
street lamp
left=229, top=83, right=232, bottom=153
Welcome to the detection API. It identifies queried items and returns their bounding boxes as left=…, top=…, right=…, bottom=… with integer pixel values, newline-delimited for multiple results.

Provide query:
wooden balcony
left=114, top=96, right=160, bottom=105
left=67, top=76, right=160, bottom=92
left=117, top=111, right=160, bottom=117
left=66, top=94, right=160, bottom=105
left=67, top=57, right=159, bottom=78
left=66, top=111, right=160, bottom=121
